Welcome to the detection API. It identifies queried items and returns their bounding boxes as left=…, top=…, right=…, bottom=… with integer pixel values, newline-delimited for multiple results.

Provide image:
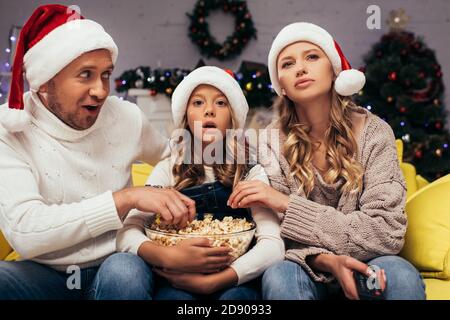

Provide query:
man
left=0, top=4, right=196, bottom=300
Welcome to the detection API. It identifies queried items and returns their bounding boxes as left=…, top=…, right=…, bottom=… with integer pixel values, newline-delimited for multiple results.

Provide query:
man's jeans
left=262, top=255, right=426, bottom=300
left=0, top=252, right=153, bottom=300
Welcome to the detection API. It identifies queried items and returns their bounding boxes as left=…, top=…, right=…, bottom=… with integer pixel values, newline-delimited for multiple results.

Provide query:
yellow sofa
left=130, top=163, right=154, bottom=187
left=395, top=140, right=450, bottom=299
left=400, top=174, right=450, bottom=300
left=0, top=232, right=13, bottom=261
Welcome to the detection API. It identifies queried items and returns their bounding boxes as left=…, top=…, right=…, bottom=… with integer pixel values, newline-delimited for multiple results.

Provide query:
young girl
left=116, top=66, right=284, bottom=300
left=227, top=22, right=426, bottom=300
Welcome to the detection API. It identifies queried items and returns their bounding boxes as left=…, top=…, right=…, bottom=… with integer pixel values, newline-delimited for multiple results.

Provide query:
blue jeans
left=155, top=277, right=261, bottom=300
left=262, top=255, right=426, bottom=300
left=0, top=252, right=153, bottom=300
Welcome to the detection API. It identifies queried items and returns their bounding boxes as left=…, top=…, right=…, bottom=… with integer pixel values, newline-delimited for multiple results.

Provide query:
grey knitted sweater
left=259, top=107, right=407, bottom=282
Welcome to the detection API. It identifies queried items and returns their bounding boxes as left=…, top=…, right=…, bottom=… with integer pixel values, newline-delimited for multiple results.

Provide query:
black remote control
left=353, top=271, right=385, bottom=300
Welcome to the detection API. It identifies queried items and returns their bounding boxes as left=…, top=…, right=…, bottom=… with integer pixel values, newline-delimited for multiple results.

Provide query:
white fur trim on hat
left=0, top=107, right=31, bottom=132
left=171, top=66, right=249, bottom=129
left=268, top=22, right=365, bottom=97
left=24, top=19, right=118, bottom=91
left=334, top=69, right=366, bottom=96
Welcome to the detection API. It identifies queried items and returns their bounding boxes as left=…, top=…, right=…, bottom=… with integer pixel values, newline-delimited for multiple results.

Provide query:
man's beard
left=45, top=81, right=96, bottom=130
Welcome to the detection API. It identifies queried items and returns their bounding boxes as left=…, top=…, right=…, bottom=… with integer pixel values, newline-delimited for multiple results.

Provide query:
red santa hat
left=268, top=22, right=365, bottom=97
left=0, top=4, right=118, bottom=132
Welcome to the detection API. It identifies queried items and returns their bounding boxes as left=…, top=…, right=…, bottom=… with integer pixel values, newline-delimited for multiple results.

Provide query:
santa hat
left=268, top=22, right=365, bottom=97
left=171, top=66, right=249, bottom=129
left=1, top=4, right=118, bottom=132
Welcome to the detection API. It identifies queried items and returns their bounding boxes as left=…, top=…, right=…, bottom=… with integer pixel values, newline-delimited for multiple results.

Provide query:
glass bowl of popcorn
left=144, top=214, right=256, bottom=261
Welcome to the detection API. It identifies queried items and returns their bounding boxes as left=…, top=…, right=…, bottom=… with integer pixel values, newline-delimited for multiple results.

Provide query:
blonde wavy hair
left=171, top=109, right=250, bottom=191
left=277, top=88, right=364, bottom=196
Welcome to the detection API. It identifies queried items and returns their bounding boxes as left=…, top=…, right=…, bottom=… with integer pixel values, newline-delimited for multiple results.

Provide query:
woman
left=227, top=22, right=426, bottom=300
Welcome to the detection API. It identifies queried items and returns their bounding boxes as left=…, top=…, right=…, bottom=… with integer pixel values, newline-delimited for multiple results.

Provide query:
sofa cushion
left=400, top=175, right=450, bottom=279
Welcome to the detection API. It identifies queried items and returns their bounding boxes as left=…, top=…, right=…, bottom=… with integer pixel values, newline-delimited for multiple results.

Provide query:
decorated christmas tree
left=356, top=9, right=449, bottom=180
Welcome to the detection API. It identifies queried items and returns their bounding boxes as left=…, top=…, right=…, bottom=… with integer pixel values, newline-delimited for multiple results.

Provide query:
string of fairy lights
left=0, top=26, right=19, bottom=104
left=115, top=63, right=276, bottom=109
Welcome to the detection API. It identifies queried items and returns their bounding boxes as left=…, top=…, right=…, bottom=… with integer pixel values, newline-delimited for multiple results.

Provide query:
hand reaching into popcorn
left=228, top=180, right=290, bottom=214
left=113, top=186, right=196, bottom=227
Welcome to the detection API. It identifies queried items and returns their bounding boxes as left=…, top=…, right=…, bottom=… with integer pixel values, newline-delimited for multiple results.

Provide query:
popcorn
left=145, top=214, right=255, bottom=261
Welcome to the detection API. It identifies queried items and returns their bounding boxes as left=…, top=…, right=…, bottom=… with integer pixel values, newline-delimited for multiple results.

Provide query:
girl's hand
left=227, top=180, right=290, bottom=213
left=153, top=269, right=217, bottom=295
left=329, top=255, right=387, bottom=300
left=130, top=186, right=196, bottom=227
left=153, top=267, right=238, bottom=295
left=160, top=238, right=233, bottom=273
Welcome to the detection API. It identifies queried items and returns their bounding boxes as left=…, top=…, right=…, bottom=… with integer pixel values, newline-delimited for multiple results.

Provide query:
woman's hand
left=331, top=255, right=386, bottom=300
left=326, top=255, right=386, bottom=300
left=227, top=180, right=290, bottom=213
left=154, top=267, right=238, bottom=295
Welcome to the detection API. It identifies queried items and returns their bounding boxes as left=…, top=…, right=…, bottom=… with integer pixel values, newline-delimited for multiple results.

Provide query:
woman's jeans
left=262, top=255, right=426, bottom=300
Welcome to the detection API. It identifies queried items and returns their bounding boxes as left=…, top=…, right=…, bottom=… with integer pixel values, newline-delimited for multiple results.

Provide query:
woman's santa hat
left=0, top=4, right=118, bottom=132
left=268, top=22, right=365, bottom=97
left=171, top=66, right=249, bottom=129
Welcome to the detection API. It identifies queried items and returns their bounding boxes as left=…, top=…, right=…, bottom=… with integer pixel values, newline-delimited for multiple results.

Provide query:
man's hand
left=113, top=186, right=196, bottom=227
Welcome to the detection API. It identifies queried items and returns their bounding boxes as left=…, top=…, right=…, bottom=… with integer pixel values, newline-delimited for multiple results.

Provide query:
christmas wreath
left=187, top=0, right=257, bottom=60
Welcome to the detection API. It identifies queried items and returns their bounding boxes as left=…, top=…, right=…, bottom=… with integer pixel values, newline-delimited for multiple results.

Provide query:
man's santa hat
left=268, top=22, right=365, bottom=97
left=0, top=4, right=118, bottom=132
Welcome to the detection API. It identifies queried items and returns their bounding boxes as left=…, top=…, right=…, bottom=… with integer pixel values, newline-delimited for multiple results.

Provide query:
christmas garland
left=115, top=61, right=275, bottom=109
left=187, top=0, right=257, bottom=60
left=115, top=67, right=191, bottom=97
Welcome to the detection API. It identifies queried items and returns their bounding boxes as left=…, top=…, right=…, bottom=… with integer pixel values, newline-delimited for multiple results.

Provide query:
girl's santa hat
left=0, top=4, right=118, bottom=132
left=171, top=66, right=249, bottom=129
left=268, top=22, right=365, bottom=97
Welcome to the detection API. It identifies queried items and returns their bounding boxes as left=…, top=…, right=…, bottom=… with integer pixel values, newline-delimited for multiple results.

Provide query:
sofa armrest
left=400, top=162, right=418, bottom=199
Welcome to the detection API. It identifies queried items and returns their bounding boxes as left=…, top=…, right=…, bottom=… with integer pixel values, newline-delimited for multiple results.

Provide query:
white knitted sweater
left=0, top=92, right=168, bottom=271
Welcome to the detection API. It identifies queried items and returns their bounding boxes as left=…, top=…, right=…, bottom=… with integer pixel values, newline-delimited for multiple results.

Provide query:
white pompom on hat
left=268, top=22, right=365, bottom=97
left=171, top=66, right=249, bottom=129
left=0, top=4, right=118, bottom=132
